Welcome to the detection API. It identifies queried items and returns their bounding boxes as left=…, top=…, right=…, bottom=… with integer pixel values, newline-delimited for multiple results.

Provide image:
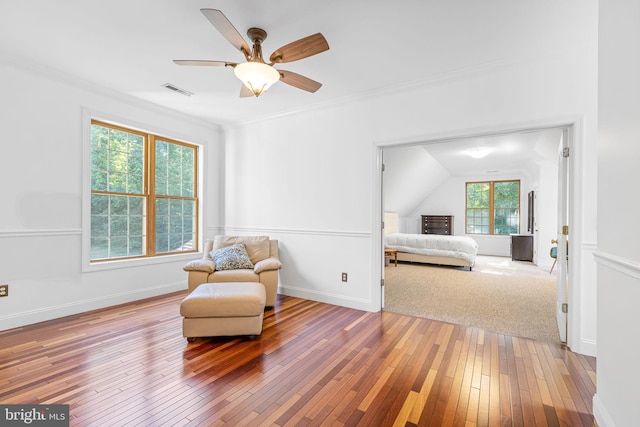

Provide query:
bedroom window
left=90, top=120, right=198, bottom=261
left=466, top=180, right=520, bottom=235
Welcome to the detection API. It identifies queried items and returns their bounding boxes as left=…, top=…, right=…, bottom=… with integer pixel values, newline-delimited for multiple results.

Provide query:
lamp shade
left=234, top=62, right=281, bottom=97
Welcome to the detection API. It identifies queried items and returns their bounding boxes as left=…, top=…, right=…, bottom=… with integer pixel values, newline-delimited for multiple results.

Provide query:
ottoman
left=180, top=282, right=266, bottom=341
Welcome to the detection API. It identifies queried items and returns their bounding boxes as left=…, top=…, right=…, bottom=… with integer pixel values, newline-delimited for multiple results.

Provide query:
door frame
left=372, top=118, right=581, bottom=349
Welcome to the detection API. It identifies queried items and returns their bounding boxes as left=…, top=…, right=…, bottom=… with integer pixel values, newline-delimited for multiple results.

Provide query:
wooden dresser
left=421, top=215, right=454, bottom=235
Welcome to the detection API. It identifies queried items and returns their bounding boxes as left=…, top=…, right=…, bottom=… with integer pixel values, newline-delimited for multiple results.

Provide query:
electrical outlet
left=0, top=284, right=8, bottom=297
left=341, top=273, right=348, bottom=282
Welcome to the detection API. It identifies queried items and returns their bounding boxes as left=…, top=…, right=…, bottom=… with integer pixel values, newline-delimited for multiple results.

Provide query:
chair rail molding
left=224, top=226, right=371, bottom=239
left=593, top=250, right=640, bottom=280
left=0, top=229, right=82, bottom=238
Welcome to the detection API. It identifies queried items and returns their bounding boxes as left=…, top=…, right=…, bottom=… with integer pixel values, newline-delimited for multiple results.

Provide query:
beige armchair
left=183, top=235, right=282, bottom=308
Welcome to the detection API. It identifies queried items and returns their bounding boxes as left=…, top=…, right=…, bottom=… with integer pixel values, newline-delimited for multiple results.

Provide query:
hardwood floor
left=0, top=292, right=596, bottom=426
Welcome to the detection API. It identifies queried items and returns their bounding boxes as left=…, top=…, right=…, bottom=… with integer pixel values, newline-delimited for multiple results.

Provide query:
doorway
left=376, top=124, right=573, bottom=343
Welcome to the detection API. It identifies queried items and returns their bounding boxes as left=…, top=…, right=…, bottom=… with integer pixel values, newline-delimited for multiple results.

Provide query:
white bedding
left=384, top=233, right=478, bottom=265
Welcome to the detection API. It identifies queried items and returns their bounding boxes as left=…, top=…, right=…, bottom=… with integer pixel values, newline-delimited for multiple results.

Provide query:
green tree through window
left=466, top=180, right=520, bottom=235
left=90, top=121, right=198, bottom=261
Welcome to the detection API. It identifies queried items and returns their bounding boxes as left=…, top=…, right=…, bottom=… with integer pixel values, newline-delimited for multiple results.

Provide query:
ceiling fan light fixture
left=233, top=62, right=280, bottom=97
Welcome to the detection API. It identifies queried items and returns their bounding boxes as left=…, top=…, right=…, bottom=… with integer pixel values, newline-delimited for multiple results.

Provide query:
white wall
left=382, top=145, right=450, bottom=221
left=407, top=172, right=534, bottom=257
left=225, top=34, right=598, bottom=355
left=0, top=59, right=224, bottom=330
left=593, top=1, right=640, bottom=426
left=225, top=104, right=377, bottom=311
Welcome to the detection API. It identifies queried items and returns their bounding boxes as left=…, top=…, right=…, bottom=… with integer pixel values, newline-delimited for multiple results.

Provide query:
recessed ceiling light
left=465, top=147, right=493, bottom=158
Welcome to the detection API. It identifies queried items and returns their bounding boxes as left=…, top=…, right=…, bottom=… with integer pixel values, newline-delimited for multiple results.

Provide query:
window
left=466, top=180, right=520, bottom=235
left=90, top=120, right=198, bottom=261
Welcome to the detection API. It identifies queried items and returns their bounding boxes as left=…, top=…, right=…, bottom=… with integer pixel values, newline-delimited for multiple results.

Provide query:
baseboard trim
left=0, top=281, right=187, bottom=331
left=278, top=285, right=375, bottom=312
left=577, top=338, right=597, bottom=358
left=593, top=394, right=616, bottom=427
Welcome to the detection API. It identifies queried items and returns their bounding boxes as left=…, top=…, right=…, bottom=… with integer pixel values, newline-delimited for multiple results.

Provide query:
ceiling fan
left=173, top=9, right=330, bottom=98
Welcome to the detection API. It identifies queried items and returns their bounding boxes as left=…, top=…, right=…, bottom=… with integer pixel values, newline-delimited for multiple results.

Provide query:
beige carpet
left=383, top=255, right=561, bottom=343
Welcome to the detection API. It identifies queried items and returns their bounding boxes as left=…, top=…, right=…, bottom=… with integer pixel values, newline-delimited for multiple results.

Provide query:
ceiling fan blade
left=173, top=60, right=236, bottom=67
left=269, top=33, right=329, bottom=64
left=200, top=9, right=251, bottom=59
left=278, top=69, right=322, bottom=93
left=239, top=84, right=254, bottom=98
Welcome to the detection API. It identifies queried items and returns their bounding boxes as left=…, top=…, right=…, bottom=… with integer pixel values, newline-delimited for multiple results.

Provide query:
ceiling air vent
left=162, top=83, right=193, bottom=97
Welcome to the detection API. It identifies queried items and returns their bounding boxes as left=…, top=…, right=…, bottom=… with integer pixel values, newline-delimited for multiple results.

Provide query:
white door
left=533, top=188, right=539, bottom=264
left=380, top=152, right=385, bottom=308
left=556, top=128, right=570, bottom=343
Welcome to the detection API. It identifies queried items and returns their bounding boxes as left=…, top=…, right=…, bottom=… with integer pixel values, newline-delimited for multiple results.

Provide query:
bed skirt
left=395, top=251, right=474, bottom=270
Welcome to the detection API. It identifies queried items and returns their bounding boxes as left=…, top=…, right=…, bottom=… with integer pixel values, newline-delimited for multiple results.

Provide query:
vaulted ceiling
left=383, top=128, right=562, bottom=217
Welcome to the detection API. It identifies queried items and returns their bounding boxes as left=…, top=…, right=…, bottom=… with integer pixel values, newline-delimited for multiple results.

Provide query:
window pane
left=167, top=143, right=181, bottom=196
left=181, top=147, right=195, bottom=197
left=91, top=126, right=109, bottom=192
left=128, top=152, right=144, bottom=194
left=107, top=132, right=129, bottom=193
left=168, top=177, right=182, bottom=196
left=169, top=233, right=184, bottom=251
left=90, top=194, right=146, bottom=259
left=156, top=213, right=168, bottom=235
left=90, top=121, right=197, bottom=261
left=110, top=236, right=129, bottom=257
left=494, top=181, right=519, bottom=208
left=130, top=197, right=144, bottom=215
left=91, top=169, right=108, bottom=191
left=110, top=215, right=128, bottom=237
left=466, top=208, right=489, bottom=234
left=130, top=215, right=143, bottom=236
left=155, top=140, right=169, bottom=196
left=129, top=237, right=144, bottom=255
left=155, top=198, right=196, bottom=254
left=156, top=140, right=195, bottom=197
left=466, top=183, right=490, bottom=234
left=91, top=194, right=109, bottom=215
left=467, top=183, right=490, bottom=208
left=91, top=237, right=109, bottom=260
left=130, top=134, right=144, bottom=156
left=156, top=233, right=169, bottom=253
left=493, top=181, right=519, bottom=234
left=91, top=124, right=146, bottom=195
left=91, top=214, right=108, bottom=238
left=494, top=208, right=519, bottom=235
left=110, top=195, right=128, bottom=215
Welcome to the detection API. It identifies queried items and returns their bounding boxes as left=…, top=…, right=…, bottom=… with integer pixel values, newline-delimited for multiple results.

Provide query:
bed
left=384, top=212, right=478, bottom=270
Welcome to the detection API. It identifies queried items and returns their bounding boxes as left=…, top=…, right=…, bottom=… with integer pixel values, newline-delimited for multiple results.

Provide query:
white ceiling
left=419, top=128, right=562, bottom=176
left=0, top=0, right=591, bottom=126
left=383, top=128, right=562, bottom=217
